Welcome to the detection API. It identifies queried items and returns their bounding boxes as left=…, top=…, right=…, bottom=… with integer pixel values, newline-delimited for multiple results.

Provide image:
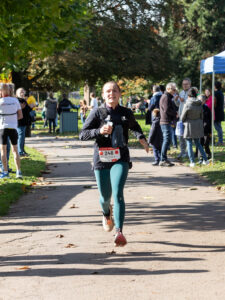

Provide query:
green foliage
left=160, top=0, right=225, bottom=85
left=0, top=0, right=89, bottom=70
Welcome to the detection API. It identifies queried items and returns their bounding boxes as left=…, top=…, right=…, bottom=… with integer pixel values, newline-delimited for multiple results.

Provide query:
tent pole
left=200, top=74, right=202, bottom=93
left=211, top=72, right=215, bottom=165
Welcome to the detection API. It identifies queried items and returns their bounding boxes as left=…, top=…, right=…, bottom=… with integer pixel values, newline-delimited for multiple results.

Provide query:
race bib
left=99, top=147, right=120, bottom=162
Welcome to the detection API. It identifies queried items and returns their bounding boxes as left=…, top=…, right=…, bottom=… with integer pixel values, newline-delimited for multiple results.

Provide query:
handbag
left=175, top=121, right=184, bottom=136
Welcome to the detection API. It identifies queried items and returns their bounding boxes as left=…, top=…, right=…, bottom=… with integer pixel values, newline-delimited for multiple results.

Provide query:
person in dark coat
left=58, top=94, right=78, bottom=115
left=214, top=81, right=224, bottom=145
left=148, top=109, right=163, bottom=165
left=196, top=95, right=212, bottom=161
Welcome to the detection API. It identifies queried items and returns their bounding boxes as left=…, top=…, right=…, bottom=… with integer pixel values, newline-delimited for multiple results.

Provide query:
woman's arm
left=79, top=109, right=101, bottom=140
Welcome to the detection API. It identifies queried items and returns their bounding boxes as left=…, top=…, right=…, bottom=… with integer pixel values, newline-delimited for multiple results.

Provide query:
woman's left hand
left=139, top=138, right=149, bottom=153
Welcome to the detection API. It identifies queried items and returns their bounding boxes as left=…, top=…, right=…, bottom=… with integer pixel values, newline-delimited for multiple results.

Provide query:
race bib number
left=99, top=147, right=120, bottom=162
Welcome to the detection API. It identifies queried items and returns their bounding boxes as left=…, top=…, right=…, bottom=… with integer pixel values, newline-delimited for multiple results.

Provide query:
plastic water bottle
left=104, top=115, right=113, bottom=138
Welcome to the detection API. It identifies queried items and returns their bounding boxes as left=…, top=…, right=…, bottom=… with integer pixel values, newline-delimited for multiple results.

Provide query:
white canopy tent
left=200, top=50, right=225, bottom=164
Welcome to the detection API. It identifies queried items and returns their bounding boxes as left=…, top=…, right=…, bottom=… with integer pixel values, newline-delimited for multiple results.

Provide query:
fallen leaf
left=65, top=243, right=76, bottom=248
left=189, top=187, right=198, bottom=190
left=16, top=266, right=31, bottom=270
left=143, top=196, right=153, bottom=199
left=31, top=182, right=37, bottom=186
left=56, top=234, right=64, bottom=238
left=21, top=185, right=27, bottom=192
left=70, top=204, right=78, bottom=209
left=106, top=250, right=116, bottom=255
left=91, top=271, right=99, bottom=275
left=41, top=170, right=51, bottom=174
left=216, top=186, right=222, bottom=190
left=39, top=196, right=48, bottom=200
left=83, top=185, right=93, bottom=189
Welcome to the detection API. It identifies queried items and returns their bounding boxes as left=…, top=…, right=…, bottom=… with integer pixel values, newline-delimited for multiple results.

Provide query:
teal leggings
left=94, top=162, right=129, bottom=231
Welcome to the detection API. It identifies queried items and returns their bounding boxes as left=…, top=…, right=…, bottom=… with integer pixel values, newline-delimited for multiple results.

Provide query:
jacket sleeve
left=180, top=104, right=188, bottom=122
left=79, top=109, right=101, bottom=140
left=127, top=110, right=145, bottom=140
left=148, top=122, right=156, bottom=144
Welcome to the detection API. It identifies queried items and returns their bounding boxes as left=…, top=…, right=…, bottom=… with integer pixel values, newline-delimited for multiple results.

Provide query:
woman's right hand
left=100, top=124, right=113, bottom=135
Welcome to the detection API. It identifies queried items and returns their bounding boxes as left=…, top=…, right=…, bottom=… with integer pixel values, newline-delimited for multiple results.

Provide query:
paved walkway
left=0, top=136, right=225, bottom=300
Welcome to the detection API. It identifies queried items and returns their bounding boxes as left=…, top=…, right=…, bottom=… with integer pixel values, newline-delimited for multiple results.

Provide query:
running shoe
left=0, top=172, right=9, bottom=179
left=102, top=205, right=114, bottom=232
left=189, top=163, right=196, bottom=168
left=16, top=171, right=23, bottom=179
left=202, top=160, right=209, bottom=165
left=114, top=231, right=127, bottom=247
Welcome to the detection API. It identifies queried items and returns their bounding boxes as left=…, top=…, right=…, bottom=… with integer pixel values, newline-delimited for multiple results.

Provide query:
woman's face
left=205, top=89, right=211, bottom=97
left=102, top=83, right=121, bottom=107
left=18, top=89, right=25, bottom=98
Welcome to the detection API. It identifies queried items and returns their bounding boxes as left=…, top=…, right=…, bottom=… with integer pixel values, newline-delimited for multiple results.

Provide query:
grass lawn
left=0, top=146, right=45, bottom=215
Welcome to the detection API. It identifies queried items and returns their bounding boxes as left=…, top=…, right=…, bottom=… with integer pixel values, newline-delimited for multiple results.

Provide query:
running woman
left=80, top=81, right=149, bottom=246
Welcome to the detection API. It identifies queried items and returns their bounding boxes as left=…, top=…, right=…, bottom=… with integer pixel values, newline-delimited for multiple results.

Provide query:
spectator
left=89, top=92, right=98, bottom=110
left=79, top=100, right=88, bottom=124
left=181, top=88, right=209, bottom=167
left=148, top=108, right=163, bottom=166
left=148, top=85, right=162, bottom=124
left=45, top=92, right=57, bottom=133
left=196, top=94, right=212, bottom=161
left=16, top=88, right=32, bottom=157
left=159, top=82, right=177, bottom=166
left=27, top=91, right=37, bottom=130
left=214, top=81, right=224, bottom=145
left=58, top=93, right=77, bottom=115
left=174, top=78, right=191, bottom=158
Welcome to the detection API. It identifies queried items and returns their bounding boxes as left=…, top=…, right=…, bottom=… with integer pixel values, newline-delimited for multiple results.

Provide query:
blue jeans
left=94, top=162, right=129, bottom=231
left=17, top=126, right=26, bottom=155
left=0, top=137, right=10, bottom=171
left=214, top=122, right=223, bottom=143
left=152, top=146, right=161, bottom=163
left=170, top=126, right=177, bottom=148
left=186, top=138, right=208, bottom=163
left=160, top=124, right=171, bottom=161
left=80, top=113, right=86, bottom=124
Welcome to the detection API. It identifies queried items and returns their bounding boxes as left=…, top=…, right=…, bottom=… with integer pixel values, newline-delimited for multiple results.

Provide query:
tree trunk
left=11, top=70, right=31, bottom=93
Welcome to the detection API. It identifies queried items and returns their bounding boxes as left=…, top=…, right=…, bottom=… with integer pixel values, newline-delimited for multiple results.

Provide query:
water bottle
left=104, top=115, right=113, bottom=138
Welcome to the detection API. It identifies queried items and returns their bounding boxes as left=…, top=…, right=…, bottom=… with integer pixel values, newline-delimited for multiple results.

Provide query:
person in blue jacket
left=80, top=81, right=149, bottom=247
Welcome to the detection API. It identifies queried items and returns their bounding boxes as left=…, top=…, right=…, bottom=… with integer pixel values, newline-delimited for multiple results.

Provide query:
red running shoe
left=114, top=231, right=127, bottom=247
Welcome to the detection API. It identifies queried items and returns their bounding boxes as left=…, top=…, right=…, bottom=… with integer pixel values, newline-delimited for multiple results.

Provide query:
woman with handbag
left=181, top=88, right=209, bottom=167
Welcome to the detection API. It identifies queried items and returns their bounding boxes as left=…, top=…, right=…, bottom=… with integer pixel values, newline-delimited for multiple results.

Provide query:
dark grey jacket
left=181, top=97, right=204, bottom=139
left=45, top=98, right=57, bottom=119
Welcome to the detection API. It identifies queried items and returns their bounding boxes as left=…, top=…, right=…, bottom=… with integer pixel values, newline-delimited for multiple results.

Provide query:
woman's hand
left=100, top=124, right=113, bottom=135
left=139, top=138, right=149, bottom=153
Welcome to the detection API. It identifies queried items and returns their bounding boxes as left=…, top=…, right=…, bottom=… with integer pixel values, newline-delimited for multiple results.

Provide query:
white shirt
left=90, top=97, right=98, bottom=109
left=174, top=90, right=189, bottom=118
left=0, top=97, right=21, bottom=129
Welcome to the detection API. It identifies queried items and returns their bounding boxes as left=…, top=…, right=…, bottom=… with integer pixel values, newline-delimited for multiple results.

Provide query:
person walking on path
left=181, top=88, right=209, bottom=167
left=148, top=108, right=163, bottom=166
left=0, top=83, right=23, bottom=179
left=214, top=81, right=224, bottom=145
left=80, top=81, right=149, bottom=247
left=45, top=92, right=57, bottom=133
left=159, top=82, right=177, bottom=166
left=174, top=78, right=191, bottom=158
